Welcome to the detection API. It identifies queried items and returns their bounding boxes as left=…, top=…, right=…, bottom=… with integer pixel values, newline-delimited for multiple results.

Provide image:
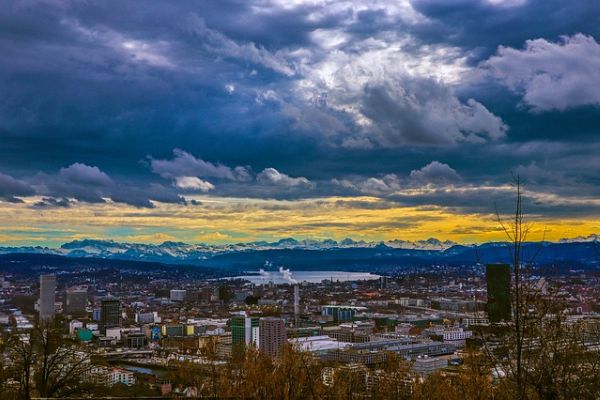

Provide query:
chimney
left=294, top=284, right=300, bottom=326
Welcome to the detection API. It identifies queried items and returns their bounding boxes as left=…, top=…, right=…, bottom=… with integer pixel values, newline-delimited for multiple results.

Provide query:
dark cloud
left=357, top=80, right=507, bottom=147
left=31, top=163, right=185, bottom=208
left=410, top=0, right=600, bottom=58
left=109, top=183, right=186, bottom=208
left=149, top=149, right=250, bottom=181
left=32, top=197, right=73, bottom=209
left=0, top=172, right=35, bottom=202
left=60, top=163, right=113, bottom=187
left=410, top=161, right=462, bottom=184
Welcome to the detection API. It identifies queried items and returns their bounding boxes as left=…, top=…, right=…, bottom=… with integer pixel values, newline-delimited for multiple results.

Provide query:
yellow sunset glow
left=0, top=195, right=598, bottom=247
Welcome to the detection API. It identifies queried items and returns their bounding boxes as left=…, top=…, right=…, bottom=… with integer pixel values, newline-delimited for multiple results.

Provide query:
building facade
left=259, top=317, right=287, bottom=357
left=105, top=368, right=136, bottom=386
left=100, top=298, right=121, bottom=334
left=486, top=264, right=512, bottom=322
left=231, top=316, right=260, bottom=349
left=39, top=274, right=56, bottom=321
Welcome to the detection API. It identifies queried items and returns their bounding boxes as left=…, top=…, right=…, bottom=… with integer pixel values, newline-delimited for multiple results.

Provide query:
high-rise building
left=259, top=317, right=287, bottom=357
left=231, top=316, right=260, bottom=350
left=486, top=264, right=512, bottom=322
left=65, top=286, right=88, bottom=315
left=100, top=298, right=121, bottom=334
left=39, top=274, right=56, bottom=321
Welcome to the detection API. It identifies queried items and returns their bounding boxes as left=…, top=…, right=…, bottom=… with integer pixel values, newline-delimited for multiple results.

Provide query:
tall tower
left=100, top=298, right=121, bottom=334
left=486, top=264, right=512, bottom=322
left=39, top=274, right=56, bottom=321
left=259, top=317, right=287, bottom=357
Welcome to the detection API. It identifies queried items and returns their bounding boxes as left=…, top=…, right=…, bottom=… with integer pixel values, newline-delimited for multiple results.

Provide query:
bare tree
left=480, top=175, right=600, bottom=400
left=8, top=320, right=93, bottom=399
left=32, top=321, right=93, bottom=398
left=8, top=330, right=34, bottom=400
left=495, top=175, right=531, bottom=399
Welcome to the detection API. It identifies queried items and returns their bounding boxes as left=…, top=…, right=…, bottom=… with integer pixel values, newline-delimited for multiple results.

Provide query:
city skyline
left=0, top=2, right=598, bottom=397
left=1, top=0, right=600, bottom=246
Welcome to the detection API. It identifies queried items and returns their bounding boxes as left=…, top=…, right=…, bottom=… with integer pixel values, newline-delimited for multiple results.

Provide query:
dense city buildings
left=170, top=289, right=186, bottom=302
left=321, top=305, right=365, bottom=322
left=0, top=253, right=597, bottom=398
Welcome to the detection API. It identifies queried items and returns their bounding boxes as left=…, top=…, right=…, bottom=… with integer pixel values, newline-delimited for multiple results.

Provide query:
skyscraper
left=100, top=298, right=121, bottom=334
left=231, top=316, right=260, bottom=350
left=39, top=274, right=56, bottom=321
left=65, top=286, right=88, bottom=315
left=259, top=317, right=287, bottom=357
left=486, top=264, right=512, bottom=322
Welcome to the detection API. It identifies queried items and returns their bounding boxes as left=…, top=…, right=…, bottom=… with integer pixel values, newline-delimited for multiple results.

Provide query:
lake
left=232, top=270, right=380, bottom=284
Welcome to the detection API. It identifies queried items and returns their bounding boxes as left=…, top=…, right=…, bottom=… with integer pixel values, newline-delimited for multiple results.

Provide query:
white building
left=288, top=335, right=351, bottom=355
left=411, top=356, right=448, bottom=377
left=106, top=368, right=136, bottom=386
left=105, top=327, right=122, bottom=340
left=443, top=328, right=472, bottom=341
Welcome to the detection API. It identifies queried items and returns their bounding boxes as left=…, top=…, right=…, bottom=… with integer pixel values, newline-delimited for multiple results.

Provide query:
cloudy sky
left=1, top=0, right=600, bottom=246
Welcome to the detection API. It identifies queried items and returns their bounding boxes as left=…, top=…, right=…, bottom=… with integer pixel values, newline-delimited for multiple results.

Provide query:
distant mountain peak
left=559, top=234, right=599, bottom=243
left=60, top=239, right=119, bottom=249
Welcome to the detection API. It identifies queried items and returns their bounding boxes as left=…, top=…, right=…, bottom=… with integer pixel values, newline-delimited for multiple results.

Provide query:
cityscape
left=0, top=231, right=598, bottom=398
left=1, top=0, right=600, bottom=399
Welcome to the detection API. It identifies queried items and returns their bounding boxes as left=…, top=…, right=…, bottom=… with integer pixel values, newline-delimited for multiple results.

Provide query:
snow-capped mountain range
left=0, top=234, right=596, bottom=266
left=0, top=237, right=457, bottom=258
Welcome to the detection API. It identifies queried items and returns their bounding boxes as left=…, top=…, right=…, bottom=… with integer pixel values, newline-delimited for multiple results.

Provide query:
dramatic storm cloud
left=0, top=0, right=599, bottom=245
